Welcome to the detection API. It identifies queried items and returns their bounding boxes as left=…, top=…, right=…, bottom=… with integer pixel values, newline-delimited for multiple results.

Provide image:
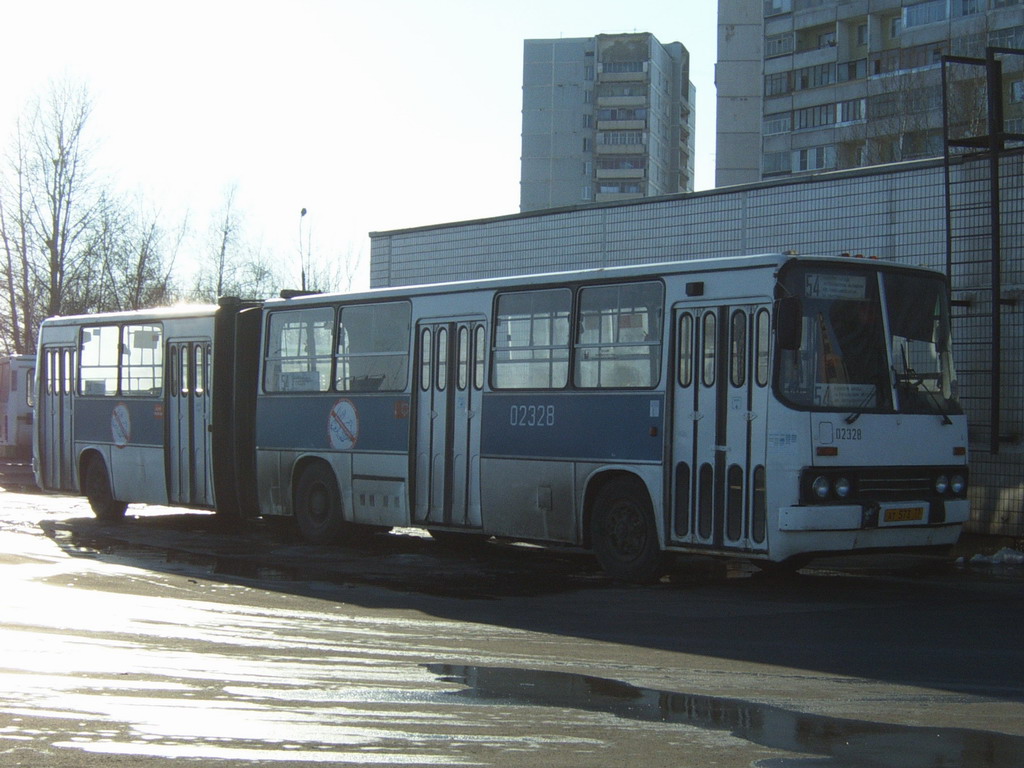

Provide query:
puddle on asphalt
left=427, top=664, right=1024, bottom=767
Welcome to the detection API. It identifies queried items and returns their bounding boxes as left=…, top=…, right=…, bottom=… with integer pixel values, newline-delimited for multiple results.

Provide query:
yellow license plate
left=884, top=507, right=925, bottom=523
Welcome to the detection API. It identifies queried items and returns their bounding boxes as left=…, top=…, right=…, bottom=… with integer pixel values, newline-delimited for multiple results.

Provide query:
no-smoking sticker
left=327, top=399, right=359, bottom=450
left=111, top=403, right=131, bottom=448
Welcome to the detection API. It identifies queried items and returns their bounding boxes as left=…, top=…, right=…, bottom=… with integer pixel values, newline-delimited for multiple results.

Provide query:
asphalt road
left=1, top=474, right=1023, bottom=767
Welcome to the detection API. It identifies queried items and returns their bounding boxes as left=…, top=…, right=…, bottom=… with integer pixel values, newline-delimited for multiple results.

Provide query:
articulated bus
left=34, top=254, right=969, bottom=581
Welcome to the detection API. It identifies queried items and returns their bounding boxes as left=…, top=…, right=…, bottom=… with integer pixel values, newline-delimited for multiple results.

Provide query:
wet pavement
left=1, top=468, right=1023, bottom=767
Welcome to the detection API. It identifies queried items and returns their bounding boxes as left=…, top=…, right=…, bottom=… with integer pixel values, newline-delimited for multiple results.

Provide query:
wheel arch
left=77, top=447, right=107, bottom=493
left=289, top=454, right=340, bottom=518
left=581, top=467, right=658, bottom=550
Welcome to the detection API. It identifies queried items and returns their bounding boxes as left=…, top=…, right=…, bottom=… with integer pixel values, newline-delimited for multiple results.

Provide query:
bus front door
left=166, top=339, right=214, bottom=507
left=39, top=345, right=76, bottom=491
left=670, top=305, right=770, bottom=553
left=412, top=319, right=485, bottom=529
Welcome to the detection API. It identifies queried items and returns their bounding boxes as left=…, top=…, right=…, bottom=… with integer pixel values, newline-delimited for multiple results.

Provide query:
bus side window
left=169, top=346, right=178, bottom=398
left=755, top=309, right=771, bottom=387
left=701, top=312, right=717, bottom=387
left=730, top=310, right=747, bottom=388
left=473, top=324, right=486, bottom=391
left=436, top=327, right=448, bottom=391
left=457, top=325, right=469, bottom=391
left=678, top=312, right=694, bottom=387
left=420, top=328, right=432, bottom=391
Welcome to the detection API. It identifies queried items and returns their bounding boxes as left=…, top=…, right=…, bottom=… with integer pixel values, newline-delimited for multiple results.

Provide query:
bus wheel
left=590, top=477, right=667, bottom=584
left=83, top=457, right=127, bottom=522
left=294, top=463, right=345, bottom=544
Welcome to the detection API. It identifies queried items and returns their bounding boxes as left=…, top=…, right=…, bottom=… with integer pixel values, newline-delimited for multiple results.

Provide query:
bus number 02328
left=509, top=404, right=555, bottom=427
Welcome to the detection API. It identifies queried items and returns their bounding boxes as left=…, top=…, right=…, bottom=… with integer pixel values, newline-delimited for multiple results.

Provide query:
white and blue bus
left=34, top=254, right=969, bottom=581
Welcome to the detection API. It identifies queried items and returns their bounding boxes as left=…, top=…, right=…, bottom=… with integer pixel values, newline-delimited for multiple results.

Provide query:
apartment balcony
left=596, top=119, right=646, bottom=131
left=596, top=95, right=647, bottom=108
left=791, top=45, right=838, bottom=68
left=598, top=71, right=648, bottom=83
left=596, top=167, right=645, bottom=180
left=595, top=143, right=646, bottom=155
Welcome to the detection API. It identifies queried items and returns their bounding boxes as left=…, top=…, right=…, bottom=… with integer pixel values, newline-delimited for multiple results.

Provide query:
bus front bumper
left=779, top=498, right=969, bottom=532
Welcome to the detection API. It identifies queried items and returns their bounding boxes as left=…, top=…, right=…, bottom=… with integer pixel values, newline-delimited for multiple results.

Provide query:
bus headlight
left=812, top=476, right=831, bottom=499
left=950, top=474, right=966, bottom=495
left=934, top=474, right=949, bottom=495
left=834, top=477, right=852, bottom=498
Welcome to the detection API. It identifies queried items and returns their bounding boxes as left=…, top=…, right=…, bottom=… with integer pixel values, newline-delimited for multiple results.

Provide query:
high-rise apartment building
left=716, top=0, right=1024, bottom=186
left=521, top=33, right=696, bottom=211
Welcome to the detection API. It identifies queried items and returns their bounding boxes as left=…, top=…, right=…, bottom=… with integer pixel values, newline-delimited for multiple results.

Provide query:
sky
left=0, top=0, right=718, bottom=289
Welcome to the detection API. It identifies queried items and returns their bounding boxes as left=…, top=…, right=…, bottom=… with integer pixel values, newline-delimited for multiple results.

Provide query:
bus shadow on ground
left=38, top=510, right=619, bottom=599
left=34, top=508, right=1024, bottom=704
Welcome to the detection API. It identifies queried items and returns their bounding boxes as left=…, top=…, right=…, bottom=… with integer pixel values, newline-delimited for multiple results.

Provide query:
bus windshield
left=777, top=263, right=960, bottom=417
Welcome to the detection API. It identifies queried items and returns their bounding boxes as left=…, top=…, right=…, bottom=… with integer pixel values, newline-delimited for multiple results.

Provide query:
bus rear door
left=166, top=339, right=214, bottom=507
left=39, top=345, right=76, bottom=491
left=670, top=304, right=771, bottom=552
left=413, top=319, right=485, bottom=529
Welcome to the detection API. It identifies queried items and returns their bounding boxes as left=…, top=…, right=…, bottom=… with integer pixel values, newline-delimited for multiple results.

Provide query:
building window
left=765, top=72, right=791, bottom=96
left=796, top=145, right=834, bottom=172
left=857, top=24, right=867, bottom=47
left=764, top=0, right=792, bottom=16
left=599, top=182, right=643, bottom=194
left=597, top=156, right=646, bottom=170
left=764, top=113, right=792, bottom=135
left=603, top=61, right=645, bottom=74
left=837, top=59, right=867, bottom=82
left=956, top=0, right=981, bottom=16
left=795, top=103, right=836, bottom=130
left=599, top=131, right=644, bottom=145
left=763, top=151, right=790, bottom=175
left=596, top=107, right=648, bottom=121
left=795, top=63, right=834, bottom=91
left=838, top=98, right=866, bottom=123
left=766, top=34, right=794, bottom=58
left=903, top=0, right=946, bottom=29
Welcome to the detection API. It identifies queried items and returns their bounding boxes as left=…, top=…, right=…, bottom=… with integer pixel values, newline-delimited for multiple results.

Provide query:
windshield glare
left=777, top=265, right=960, bottom=416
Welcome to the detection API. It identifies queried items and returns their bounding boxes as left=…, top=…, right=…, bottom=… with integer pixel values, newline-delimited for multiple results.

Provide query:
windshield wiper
left=893, top=346, right=953, bottom=425
left=844, top=386, right=878, bottom=425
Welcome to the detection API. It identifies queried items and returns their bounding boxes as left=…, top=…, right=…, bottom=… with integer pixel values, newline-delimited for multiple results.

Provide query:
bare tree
left=191, top=186, right=281, bottom=301
left=304, top=241, right=366, bottom=295
left=0, top=79, right=107, bottom=352
left=29, top=79, right=101, bottom=319
left=0, top=120, right=36, bottom=354
left=76, top=196, right=178, bottom=312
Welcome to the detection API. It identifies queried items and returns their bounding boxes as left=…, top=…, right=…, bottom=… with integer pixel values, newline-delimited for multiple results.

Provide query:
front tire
left=294, top=463, right=345, bottom=544
left=590, top=477, right=667, bottom=583
left=83, top=457, right=127, bottom=522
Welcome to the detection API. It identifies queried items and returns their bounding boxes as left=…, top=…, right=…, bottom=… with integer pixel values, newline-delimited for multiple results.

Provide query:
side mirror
left=777, top=297, right=803, bottom=351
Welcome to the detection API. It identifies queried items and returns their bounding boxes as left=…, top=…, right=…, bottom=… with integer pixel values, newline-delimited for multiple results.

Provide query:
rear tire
left=294, top=463, right=345, bottom=544
left=83, top=457, right=127, bottom=522
left=590, top=477, right=667, bottom=583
